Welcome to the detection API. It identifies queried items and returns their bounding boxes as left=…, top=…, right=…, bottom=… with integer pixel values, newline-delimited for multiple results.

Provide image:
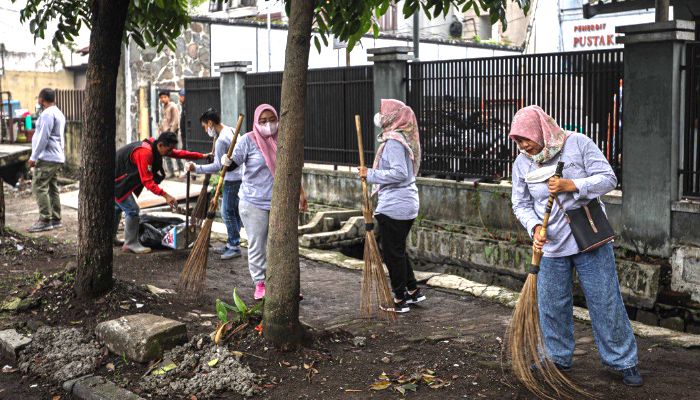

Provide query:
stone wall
left=125, top=21, right=212, bottom=141
left=302, top=167, right=622, bottom=234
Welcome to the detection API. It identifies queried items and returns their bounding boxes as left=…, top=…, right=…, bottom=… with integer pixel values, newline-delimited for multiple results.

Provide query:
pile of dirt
left=17, top=326, right=104, bottom=383
left=140, top=334, right=260, bottom=398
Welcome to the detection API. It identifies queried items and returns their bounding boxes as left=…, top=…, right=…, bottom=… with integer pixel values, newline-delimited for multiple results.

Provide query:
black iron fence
left=184, top=77, right=220, bottom=154
left=245, top=66, right=374, bottom=165
left=407, top=49, right=624, bottom=183
left=683, top=43, right=700, bottom=199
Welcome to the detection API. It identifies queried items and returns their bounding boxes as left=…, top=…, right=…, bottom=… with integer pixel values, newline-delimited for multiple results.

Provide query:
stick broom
left=506, top=161, right=591, bottom=400
left=178, top=114, right=245, bottom=295
left=355, top=115, right=396, bottom=321
left=191, top=136, right=218, bottom=229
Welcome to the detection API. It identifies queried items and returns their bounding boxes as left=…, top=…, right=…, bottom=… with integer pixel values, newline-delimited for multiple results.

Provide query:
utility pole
left=655, top=0, right=669, bottom=22
left=266, top=0, right=272, bottom=71
left=413, top=12, right=420, bottom=60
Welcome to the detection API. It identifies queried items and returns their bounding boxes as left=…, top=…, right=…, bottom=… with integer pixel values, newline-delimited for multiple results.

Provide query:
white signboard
left=561, top=12, right=656, bottom=52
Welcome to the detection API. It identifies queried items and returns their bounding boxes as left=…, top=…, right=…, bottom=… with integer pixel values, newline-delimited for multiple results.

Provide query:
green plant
left=215, top=288, right=263, bottom=325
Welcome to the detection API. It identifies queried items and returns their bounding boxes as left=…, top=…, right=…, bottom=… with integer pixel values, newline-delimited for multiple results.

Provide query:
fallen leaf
left=2, top=365, right=17, bottom=373
left=207, top=358, right=219, bottom=367
left=370, top=381, right=392, bottom=391
left=162, top=363, right=177, bottom=372
left=231, top=351, right=243, bottom=359
left=105, top=363, right=115, bottom=372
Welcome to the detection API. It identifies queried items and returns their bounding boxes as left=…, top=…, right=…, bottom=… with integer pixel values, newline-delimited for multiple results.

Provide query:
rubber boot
left=113, top=212, right=124, bottom=247
left=122, top=216, right=151, bottom=254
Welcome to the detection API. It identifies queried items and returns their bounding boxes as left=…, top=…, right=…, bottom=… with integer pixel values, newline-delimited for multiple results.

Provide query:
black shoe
left=621, top=367, right=643, bottom=387
left=381, top=298, right=410, bottom=314
left=50, top=219, right=62, bottom=229
left=28, top=219, right=53, bottom=233
left=530, top=361, right=571, bottom=372
left=406, top=288, right=426, bottom=304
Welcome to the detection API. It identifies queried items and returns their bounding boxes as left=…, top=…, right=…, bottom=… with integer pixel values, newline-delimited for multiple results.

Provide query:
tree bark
left=75, top=0, right=129, bottom=298
left=263, top=0, right=315, bottom=348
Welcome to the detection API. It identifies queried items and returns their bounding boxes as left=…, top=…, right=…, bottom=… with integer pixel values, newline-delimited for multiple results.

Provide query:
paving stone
left=0, top=329, right=32, bottom=361
left=95, top=313, right=187, bottom=363
left=575, top=336, right=594, bottom=345
left=63, top=375, right=143, bottom=400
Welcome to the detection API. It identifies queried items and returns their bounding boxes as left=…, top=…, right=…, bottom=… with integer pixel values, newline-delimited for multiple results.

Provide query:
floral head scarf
left=373, top=99, right=421, bottom=175
left=508, top=105, right=568, bottom=164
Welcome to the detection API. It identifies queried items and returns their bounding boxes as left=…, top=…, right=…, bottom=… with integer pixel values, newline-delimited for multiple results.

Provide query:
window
left=379, top=2, right=398, bottom=32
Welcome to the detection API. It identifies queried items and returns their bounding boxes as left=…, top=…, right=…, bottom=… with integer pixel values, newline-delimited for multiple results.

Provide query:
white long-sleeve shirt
left=30, top=106, right=66, bottom=163
left=194, top=125, right=242, bottom=181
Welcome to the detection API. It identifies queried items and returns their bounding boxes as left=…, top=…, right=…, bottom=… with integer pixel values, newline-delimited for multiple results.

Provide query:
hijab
left=508, top=105, right=568, bottom=164
left=373, top=99, right=421, bottom=175
left=250, top=104, right=279, bottom=176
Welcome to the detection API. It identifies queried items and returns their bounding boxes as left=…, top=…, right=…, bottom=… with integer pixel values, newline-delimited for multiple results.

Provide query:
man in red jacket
left=114, top=131, right=206, bottom=253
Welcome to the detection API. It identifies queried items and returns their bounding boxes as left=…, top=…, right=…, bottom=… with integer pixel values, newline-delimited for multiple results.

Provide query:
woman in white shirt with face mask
left=220, top=104, right=308, bottom=300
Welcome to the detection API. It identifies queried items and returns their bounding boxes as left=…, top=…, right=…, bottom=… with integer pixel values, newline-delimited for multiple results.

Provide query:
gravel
left=140, top=334, right=260, bottom=398
left=18, top=326, right=102, bottom=383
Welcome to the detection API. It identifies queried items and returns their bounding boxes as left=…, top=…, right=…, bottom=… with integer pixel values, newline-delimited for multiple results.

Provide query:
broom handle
left=355, top=115, right=373, bottom=223
left=531, top=161, right=565, bottom=267
left=207, top=114, right=245, bottom=215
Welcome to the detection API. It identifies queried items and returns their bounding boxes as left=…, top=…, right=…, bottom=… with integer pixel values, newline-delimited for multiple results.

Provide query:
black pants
left=376, top=213, right=417, bottom=298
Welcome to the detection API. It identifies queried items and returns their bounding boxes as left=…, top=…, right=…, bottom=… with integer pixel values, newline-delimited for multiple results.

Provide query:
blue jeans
left=115, top=194, right=140, bottom=218
left=538, top=243, right=638, bottom=370
left=221, top=180, right=242, bottom=248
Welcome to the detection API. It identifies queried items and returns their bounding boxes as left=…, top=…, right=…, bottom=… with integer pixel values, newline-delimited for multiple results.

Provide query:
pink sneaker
left=254, top=281, right=266, bottom=300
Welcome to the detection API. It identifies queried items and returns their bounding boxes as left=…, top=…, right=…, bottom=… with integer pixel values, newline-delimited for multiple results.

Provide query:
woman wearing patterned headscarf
left=509, top=105, right=642, bottom=387
left=221, top=104, right=308, bottom=300
left=357, top=99, right=425, bottom=313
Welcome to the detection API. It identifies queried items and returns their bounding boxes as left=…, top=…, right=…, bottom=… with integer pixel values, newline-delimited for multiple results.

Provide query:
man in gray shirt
left=28, top=88, right=66, bottom=233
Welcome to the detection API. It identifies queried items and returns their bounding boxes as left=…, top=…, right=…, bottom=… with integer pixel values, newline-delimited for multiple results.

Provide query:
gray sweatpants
left=239, top=199, right=269, bottom=284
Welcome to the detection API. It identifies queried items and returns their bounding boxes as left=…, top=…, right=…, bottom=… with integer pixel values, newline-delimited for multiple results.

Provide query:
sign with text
left=561, top=12, right=655, bottom=52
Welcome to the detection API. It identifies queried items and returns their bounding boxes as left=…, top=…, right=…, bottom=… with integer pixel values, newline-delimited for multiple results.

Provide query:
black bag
left=138, top=215, right=185, bottom=249
left=560, top=197, right=614, bottom=252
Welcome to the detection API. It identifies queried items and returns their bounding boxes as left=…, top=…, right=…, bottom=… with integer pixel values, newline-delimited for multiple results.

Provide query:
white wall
left=0, top=0, right=90, bottom=71
left=210, top=23, right=519, bottom=75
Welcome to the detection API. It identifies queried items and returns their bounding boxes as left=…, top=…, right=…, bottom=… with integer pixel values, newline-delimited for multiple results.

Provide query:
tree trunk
left=263, top=0, right=315, bottom=348
left=75, top=0, right=129, bottom=298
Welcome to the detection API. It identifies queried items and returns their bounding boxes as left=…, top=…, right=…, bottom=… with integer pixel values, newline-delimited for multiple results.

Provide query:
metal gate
left=407, top=49, right=624, bottom=182
left=245, top=66, right=374, bottom=165
left=184, top=77, right=220, bottom=154
left=683, top=43, right=700, bottom=199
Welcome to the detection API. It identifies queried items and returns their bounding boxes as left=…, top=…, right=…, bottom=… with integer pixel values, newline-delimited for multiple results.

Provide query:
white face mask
left=257, top=121, right=278, bottom=137
left=373, top=113, right=384, bottom=129
left=206, top=126, right=216, bottom=138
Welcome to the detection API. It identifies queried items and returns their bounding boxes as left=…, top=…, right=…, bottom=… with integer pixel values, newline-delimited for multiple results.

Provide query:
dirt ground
left=1, top=189, right=699, bottom=399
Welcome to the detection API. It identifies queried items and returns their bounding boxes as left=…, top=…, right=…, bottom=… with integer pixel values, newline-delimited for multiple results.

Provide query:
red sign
left=572, top=23, right=618, bottom=48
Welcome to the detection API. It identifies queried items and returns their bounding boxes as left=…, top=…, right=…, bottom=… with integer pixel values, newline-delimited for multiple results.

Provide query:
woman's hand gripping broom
left=178, top=114, right=245, bottom=295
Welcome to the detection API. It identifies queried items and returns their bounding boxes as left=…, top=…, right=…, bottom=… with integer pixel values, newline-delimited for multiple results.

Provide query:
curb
left=299, top=246, right=700, bottom=348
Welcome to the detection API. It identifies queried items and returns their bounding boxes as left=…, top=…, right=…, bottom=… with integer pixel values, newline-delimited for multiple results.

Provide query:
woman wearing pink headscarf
left=509, top=105, right=641, bottom=387
left=222, top=104, right=307, bottom=300
left=357, top=99, right=425, bottom=313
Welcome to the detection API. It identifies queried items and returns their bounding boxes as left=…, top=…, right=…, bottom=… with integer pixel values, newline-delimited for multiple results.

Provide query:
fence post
left=616, top=21, right=695, bottom=257
left=367, top=47, right=412, bottom=150
left=216, top=61, right=252, bottom=128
